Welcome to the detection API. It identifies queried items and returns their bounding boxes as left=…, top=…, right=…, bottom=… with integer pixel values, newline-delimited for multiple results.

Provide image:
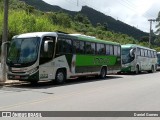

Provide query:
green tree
left=74, top=13, right=91, bottom=25
left=96, top=23, right=105, bottom=31
left=140, top=36, right=149, bottom=42
left=48, top=12, right=71, bottom=28
left=56, top=12, right=71, bottom=28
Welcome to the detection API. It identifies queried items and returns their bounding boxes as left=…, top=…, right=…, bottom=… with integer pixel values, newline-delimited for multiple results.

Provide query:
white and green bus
left=121, top=44, right=157, bottom=74
left=6, top=32, right=121, bottom=84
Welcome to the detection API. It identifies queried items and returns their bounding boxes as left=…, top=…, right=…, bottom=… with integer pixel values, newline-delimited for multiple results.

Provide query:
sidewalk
left=0, top=79, right=20, bottom=86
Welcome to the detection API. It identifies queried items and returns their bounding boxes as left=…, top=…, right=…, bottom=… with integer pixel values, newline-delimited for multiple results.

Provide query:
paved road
left=0, top=72, right=160, bottom=119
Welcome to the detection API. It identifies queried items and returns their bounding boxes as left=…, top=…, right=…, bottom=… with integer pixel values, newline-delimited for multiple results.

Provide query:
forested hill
left=19, top=0, right=148, bottom=40
left=19, top=0, right=74, bottom=14
left=80, top=6, right=148, bottom=40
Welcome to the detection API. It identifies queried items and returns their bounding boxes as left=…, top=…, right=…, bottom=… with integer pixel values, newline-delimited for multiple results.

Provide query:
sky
left=42, top=0, right=160, bottom=33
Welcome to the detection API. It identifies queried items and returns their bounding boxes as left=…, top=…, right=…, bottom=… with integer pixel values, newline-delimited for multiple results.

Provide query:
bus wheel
left=55, top=69, right=66, bottom=84
left=100, top=67, right=106, bottom=79
left=135, top=65, right=139, bottom=74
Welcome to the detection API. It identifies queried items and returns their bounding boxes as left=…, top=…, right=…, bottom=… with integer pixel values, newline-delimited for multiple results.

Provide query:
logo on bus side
left=94, top=57, right=109, bottom=64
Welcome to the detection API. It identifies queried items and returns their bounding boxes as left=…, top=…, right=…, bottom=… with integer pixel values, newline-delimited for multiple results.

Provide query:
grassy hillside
left=1, top=0, right=160, bottom=51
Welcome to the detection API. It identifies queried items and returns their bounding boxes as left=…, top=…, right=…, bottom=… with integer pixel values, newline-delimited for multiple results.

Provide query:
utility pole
left=1, top=0, right=9, bottom=84
left=77, top=0, right=79, bottom=6
left=148, top=19, right=156, bottom=48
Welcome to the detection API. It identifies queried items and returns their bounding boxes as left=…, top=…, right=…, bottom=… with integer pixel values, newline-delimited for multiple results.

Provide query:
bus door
left=39, top=36, right=56, bottom=80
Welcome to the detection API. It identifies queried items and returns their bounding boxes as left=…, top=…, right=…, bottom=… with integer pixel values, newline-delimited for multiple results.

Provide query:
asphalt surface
left=0, top=70, right=160, bottom=119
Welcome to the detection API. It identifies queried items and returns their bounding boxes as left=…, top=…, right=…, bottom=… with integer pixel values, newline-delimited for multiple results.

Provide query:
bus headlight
left=28, top=67, right=38, bottom=75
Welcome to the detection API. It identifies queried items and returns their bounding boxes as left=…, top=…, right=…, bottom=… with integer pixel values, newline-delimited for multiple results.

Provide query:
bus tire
left=100, top=67, right=107, bottom=79
left=135, top=65, right=139, bottom=74
left=55, top=69, right=66, bottom=84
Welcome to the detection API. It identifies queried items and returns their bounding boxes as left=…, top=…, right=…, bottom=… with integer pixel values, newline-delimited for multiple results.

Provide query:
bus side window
left=151, top=51, right=154, bottom=58
left=96, top=43, right=100, bottom=54
left=117, top=46, right=121, bottom=56
left=148, top=50, right=151, bottom=58
left=109, top=45, right=113, bottom=55
left=73, top=41, right=85, bottom=54
left=114, top=46, right=118, bottom=56
left=96, top=43, right=105, bottom=55
left=64, top=39, right=72, bottom=54
left=144, top=49, right=148, bottom=57
left=137, top=48, right=140, bottom=56
left=154, top=51, right=157, bottom=58
left=91, top=42, right=96, bottom=55
left=57, top=38, right=72, bottom=54
left=85, top=42, right=91, bottom=54
left=106, top=45, right=110, bottom=55
left=79, top=41, right=85, bottom=54
left=85, top=42, right=95, bottom=55
left=73, top=41, right=79, bottom=54
left=141, top=49, right=144, bottom=57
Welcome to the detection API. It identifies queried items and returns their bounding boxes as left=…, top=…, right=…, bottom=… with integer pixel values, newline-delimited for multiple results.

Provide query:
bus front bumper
left=7, top=71, right=39, bottom=81
left=120, top=66, right=131, bottom=72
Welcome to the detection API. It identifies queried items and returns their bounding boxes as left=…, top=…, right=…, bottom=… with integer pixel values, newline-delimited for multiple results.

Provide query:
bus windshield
left=122, top=48, right=134, bottom=64
left=7, top=37, right=40, bottom=67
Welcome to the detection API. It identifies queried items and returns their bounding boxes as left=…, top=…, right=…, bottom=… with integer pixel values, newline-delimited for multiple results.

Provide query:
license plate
left=15, top=76, right=20, bottom=79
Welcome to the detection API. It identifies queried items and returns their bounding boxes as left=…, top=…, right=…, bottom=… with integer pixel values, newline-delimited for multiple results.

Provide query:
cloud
left=144, top=0, right=160, bottom=18
left=43, top=0, right=160, bottom=32
left=43, top=0, right=82, bottom=11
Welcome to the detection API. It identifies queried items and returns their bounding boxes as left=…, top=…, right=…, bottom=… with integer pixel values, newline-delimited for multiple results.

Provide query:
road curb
left=0, top=80, right=21, bottom=86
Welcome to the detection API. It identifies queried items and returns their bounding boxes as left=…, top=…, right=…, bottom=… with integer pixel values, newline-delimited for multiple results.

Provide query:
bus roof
left=121, top=44, right=156, bottom=51
left=70, top=34, right=120, bottom=45
left=12, top=32, right=120, bottom=46
left=13, top=32, right=58, bottom=39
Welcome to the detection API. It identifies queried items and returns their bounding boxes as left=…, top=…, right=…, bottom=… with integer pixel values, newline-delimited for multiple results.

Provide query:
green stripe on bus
left=76, top=55, right=118, bottom=66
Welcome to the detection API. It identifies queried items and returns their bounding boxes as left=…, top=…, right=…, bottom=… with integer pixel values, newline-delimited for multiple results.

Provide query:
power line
left=144, top=6, right=159, bottom=18
left=122, top=0, right=138, bottom=8
left=65, top=0, right=157, bottom=19
left=65, top=0, right=78, bottom=7
left=64, top=0, right=158, bottom=32
left=77, top=0, right=79, bottom=6
left=116, top=0, right=140, bottom=13
left=117, top=0, right=154, bottom=17
left=88, top=0, right=157, bottom=33
left=64, top=0, right=157, bottom=18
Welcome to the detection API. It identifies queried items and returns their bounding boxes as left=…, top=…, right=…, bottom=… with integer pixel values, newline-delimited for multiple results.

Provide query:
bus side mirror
left=44, top=40, right=53, bottom=52
left=130, top=49, right=135, bottom=58
left=1, top=41, right=10, bottom=51
left=1, top=41, right=10, bottom=54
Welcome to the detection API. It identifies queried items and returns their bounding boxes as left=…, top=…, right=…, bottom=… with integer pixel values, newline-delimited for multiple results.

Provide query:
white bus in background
left=157, top=52, right=160, bottom=70
left=121, top=44, right=157, bottom=74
